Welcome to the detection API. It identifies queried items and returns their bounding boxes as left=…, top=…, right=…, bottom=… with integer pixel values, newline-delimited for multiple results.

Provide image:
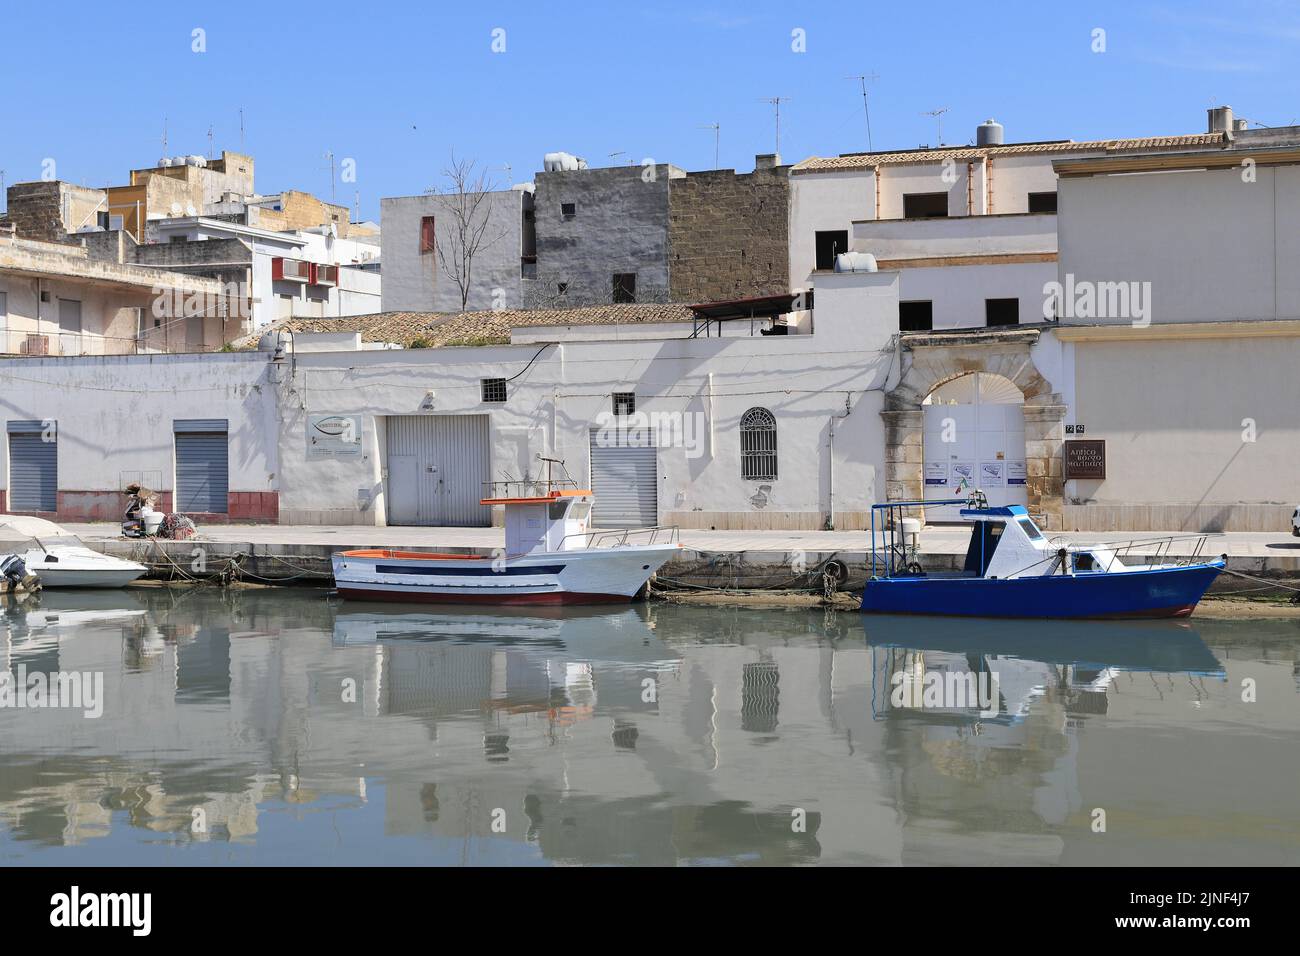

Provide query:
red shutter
left=420, top=215, right=436, bottom=254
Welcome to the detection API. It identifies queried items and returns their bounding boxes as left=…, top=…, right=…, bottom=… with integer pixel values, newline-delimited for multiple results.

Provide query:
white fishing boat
left=332, top=482, right=680, bottom=606
left=0, top=515, right=147, bottom=588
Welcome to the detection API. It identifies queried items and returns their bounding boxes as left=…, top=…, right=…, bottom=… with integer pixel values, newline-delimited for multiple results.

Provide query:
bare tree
left=428, top=154, right=508, bottom=311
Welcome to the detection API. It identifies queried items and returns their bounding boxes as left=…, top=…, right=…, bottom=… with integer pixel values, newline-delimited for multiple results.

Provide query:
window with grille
left=481, top=378, right=507, bottom=403
left=612, top=392, right=635, bottom=416
left=740, top=407, right=777, bottom=481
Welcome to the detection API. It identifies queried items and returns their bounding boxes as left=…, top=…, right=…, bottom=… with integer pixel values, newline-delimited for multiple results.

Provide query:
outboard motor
left=0, top=554, right=40, bottom=592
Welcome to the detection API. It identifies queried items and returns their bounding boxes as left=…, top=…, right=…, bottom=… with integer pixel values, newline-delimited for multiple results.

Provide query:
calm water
left=0, top=588, right=1297, bottom=866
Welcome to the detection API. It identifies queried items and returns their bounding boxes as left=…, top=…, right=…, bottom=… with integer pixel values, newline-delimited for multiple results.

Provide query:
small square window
left=481, top=378, right=507, bottom=403
left=557, top=282, right=568, bottom=296
left=1028, top=191, right=1058, bottom=213
left=899, top=301, right=934, bottom=332
left=985, top=298, right=1019, bottom=327
left=613, top=392, right=635, bottom=416
left=903, top=192, right=949, bottom=218
left=561, top=202, right=576, bottom=220
left=612, top=273, right=636, bottom=303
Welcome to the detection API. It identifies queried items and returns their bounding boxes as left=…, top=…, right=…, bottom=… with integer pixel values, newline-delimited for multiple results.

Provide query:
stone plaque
left=1063, top=439, right=1106, bottom=480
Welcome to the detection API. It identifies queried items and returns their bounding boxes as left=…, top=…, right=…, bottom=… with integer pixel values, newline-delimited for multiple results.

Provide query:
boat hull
left=20, top=548, right=147, bottom=588
left=860, top=560, right=1225, bottom=619
left=332, top=544, right=679, bottom=607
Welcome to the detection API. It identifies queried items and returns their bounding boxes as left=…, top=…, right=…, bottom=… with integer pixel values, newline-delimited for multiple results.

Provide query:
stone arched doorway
left=881, top=329, right=1067, bottom=530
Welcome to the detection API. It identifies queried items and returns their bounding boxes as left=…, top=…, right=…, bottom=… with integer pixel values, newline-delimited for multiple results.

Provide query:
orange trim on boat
left=338, top=549, right=488, bottom=560
left=479, top=489, right=593, bottom=506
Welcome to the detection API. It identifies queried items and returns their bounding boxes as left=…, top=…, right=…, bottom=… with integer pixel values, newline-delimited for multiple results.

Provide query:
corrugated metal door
left=7, top=421, right=57, bottom=512
left=589, top=430, right=657, bottom=528
left=174, top=419, right=229, bottom=514
left=385, top=415, right=490, bottom=526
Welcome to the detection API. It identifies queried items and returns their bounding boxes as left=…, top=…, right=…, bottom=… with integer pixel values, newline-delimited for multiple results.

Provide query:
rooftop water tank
left=977, top=119, right=1004, bottom=146
left=834, top=251, right=878, bottom=273
left=543, top=151, right=589, bottom=172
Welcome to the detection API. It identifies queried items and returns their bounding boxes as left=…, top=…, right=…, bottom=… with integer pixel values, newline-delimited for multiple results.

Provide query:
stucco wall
left=530, top=166, right=678, bottom=306
left=1066, top=335, right=1300, bottom=530
left=381, top=191, right=526, bottom=313
left=896, top=261, right=1057, bottom=328
left=1058, top=164, right=1300, bottom=323
left=0, top=352, right=278, bottom=518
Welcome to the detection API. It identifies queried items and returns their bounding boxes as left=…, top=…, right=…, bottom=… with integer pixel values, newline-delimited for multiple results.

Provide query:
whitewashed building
left=3, top=110, right=1299, bottom=533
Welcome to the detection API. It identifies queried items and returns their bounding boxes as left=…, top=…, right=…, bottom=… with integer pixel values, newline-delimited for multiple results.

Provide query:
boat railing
left=559, top=526, right=680, bottom=550
left=1044, top=533, right=1224, bottom=571
left=482, top=478, right=580, bottom=499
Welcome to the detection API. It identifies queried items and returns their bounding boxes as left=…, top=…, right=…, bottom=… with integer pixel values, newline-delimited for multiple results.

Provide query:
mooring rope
left=1217, top=566, right=1300, bottom=594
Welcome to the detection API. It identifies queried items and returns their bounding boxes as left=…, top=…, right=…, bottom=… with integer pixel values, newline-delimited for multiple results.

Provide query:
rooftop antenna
left=0, top=170, right=5, bottom=215
left=923, top=107, right=950, bottom=147
left=846, top=73, right=880, bottom=151
left=207, top=124, right=215, bottom=159
left=760, top=96, right=791, bottom=155
left=161, top=116, right=168, bottom=156
left=354, top=190, right=360, bottom=221
left=323, top=150, right=336, bottom=203
left=698, top=122, right=720, bottom=169
left=239, top=107, right=245, bottom=150
left=608, top=150, right=626, bottom=165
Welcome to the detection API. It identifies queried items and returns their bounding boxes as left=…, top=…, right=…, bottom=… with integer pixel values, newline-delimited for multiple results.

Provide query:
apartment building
left=789, top=112, right=1237, bottom=331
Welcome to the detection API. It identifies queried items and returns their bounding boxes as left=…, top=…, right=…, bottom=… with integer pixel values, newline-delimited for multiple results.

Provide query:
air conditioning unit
left=23, top=334, right=49, bottom=356
left=311, top=263, right=338, bottom=287
left=272, top=257, right=311, bottom=282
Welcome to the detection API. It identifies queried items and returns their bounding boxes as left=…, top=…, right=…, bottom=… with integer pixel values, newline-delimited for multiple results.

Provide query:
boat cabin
left=481, top=488, right=593, bottom=556
left=959, top=505, right=1056, bottom=579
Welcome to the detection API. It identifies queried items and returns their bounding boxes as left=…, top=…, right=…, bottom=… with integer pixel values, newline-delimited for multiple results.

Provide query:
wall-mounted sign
left=1064, top=439, right=1106, bottom=479
left=951, top=462, right=976, bottom=492
left=980, top=461, right=1004, bottom=487
left=1006, top=460, right=1027, bottom=486
left=1065, top=424, right=1087, bottom=435
left=924, top=462, right=948, bottom=485
left=307, top=414, right=363, bottom=458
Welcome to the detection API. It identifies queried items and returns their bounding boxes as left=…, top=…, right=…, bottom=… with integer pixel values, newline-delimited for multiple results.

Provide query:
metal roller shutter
left=385, top=415, right=490, bottom=527
left=589, top=431, right=657, bottom=528
left=7, top=421, right=57, bottom=512
left=174, top=419, right=229, bottom=514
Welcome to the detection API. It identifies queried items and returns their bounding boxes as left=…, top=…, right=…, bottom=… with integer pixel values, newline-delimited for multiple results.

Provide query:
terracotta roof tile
left=244, top=303, right=697, bottom=348
left=791, top=133, right=1229, bottom=173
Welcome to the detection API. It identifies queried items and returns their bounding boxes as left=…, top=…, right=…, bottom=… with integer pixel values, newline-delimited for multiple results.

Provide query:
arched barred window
left=740, top=407, right=777, bottom=481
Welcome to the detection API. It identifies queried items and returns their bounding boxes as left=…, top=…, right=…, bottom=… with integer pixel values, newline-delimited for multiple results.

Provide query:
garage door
left=589, top=430, right=657, bottom=528
left=175, top=419, right=229, bottom=514
left=7, top=421, right=57, bottom=512
left=386, top=415, right=490, bottom=527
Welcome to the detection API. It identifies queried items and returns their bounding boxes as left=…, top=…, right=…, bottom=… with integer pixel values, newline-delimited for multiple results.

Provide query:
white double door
left=922, top=391, right=1027, bottom=521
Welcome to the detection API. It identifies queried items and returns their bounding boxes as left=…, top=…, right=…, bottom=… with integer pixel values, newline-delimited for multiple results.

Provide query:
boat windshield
left=0, top=524, right=85, bottom=553
left=1017, top=517, right=1044, bottom=541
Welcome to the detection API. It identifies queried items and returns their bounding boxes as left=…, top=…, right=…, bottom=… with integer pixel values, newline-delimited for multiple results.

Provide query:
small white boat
left=333, top=483, right=680, bottom=606
left=0, top=515, right=147, bottom=588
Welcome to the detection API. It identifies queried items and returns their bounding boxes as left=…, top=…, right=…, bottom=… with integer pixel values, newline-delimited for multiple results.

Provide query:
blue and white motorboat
left=860, top=498, right=1226, bottom=619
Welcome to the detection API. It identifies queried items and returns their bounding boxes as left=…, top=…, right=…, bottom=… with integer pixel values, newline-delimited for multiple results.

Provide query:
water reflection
left=0, top=589, right=1296, bottom=866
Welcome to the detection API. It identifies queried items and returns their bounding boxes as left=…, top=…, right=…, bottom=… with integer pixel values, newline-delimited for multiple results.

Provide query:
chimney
left=754, top=153, right=781, bottom=171
left=1208, top=106, right=1234, bottom=134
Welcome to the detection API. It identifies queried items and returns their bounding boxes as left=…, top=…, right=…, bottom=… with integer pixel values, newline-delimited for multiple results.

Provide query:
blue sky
left=2, top=0, right=1297, bottom=221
